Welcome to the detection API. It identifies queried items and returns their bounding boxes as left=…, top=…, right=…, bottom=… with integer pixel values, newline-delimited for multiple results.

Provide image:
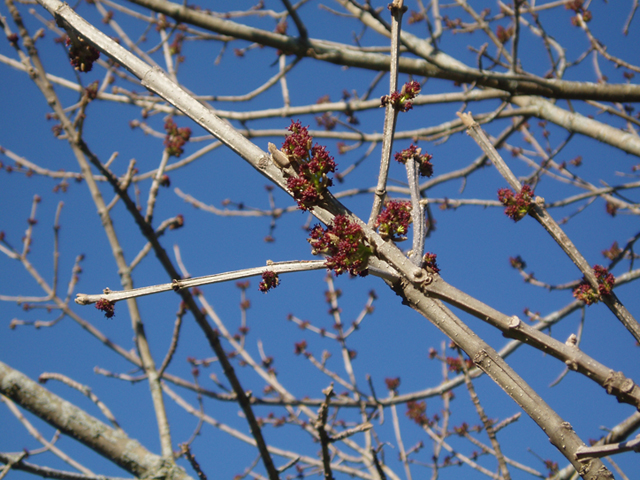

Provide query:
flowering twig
left=458, top=111, right=640, bottom=344
left=394, top=144, right=433, bottom=263
left=75, top=260, right=326, bottom=306
left=368, top=1, right=407, bottom=227
left=405, top=158, right=425, bottom=265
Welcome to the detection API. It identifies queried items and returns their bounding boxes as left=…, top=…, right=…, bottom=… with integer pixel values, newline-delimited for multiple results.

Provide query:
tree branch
left=0, top=361, right=192, bottom=480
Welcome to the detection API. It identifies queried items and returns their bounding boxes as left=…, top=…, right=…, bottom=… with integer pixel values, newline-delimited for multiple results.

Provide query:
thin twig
left=179, top=444, right=207, bottom=480
left=368, top=0, right=406, bottom=226
left=315, top=384, right=336, bottom=480
left=75, top=260, right=326, bottom=305
left=405, top=156, right=425, bottom=265
left=458, top=350, right=510, bottom=479
left=38, top=373, right=123, bottom=431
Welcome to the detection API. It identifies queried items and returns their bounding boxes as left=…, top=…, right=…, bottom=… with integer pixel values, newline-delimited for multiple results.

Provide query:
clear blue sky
left=1, top=1, right=639, bottom=479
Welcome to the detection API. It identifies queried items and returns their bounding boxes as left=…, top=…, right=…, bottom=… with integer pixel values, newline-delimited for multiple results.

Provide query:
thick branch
left=0, top=361, right=192, bottom=480
left=124, top=0, right=640, bottom=102
left=427, top=276, right=640, bottom=410
left=389, top=281, right=611, bottom=479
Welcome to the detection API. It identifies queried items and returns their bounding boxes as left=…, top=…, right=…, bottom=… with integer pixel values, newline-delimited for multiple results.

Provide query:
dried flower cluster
left=258, top=271, right=280, bottom=293
left=573, top=265, right=615, bottom=305
left=375, top=200, right=412, bottom=241
left=394, top=144, right=434, bottom=177
left=66, top=36, right=100, bottom=73
left=381, top=81, right=421, bottom=112
left=308, top=215, right=372, bottom=276
left=164, top=118, right=192, bottom=157
left=497, top=185, right=534, bottom=222
left=281, top=121, right=337, bottom=211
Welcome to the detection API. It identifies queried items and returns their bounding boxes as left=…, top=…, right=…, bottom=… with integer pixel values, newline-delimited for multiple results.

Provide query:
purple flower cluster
left=573, top=265, right=615, bottom=305
left=497, top=185, right=534, bottom=222
left=375, top=200, right=412, bottom=241
left=164, top=118, right=192, bottom=157
left=258, top=271, right=280, bottom=293
left=422, top=252, right=440, bottom=274
left=282, top=121, right=337, bottom=211
left=394, top=144, right=434, bottom=177
left=308, top=215, right=372, bottom=276
left=95, top=299, right=115, bottom=318
left=381, top=81, right=421, bottom=112
left=406, top=400, right=430, bottom=426
left=66, top=36, right=100, bottom=73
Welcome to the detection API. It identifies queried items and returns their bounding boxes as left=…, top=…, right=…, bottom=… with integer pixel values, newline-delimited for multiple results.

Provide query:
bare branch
left=0, top=361, right=193, bottom=480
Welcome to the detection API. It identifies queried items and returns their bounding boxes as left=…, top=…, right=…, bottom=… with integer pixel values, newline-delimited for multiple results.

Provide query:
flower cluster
left=496, top=25, right=514, bottom=44
left=84, top=81, right=99, bottom=101
left=394, top=144, right=433, bottom=177
left=406, top=400, right=429, bottom=426
left=66, top=36, right=100, bottom=73
left=602, top=241, right=622, bottom=261
left=453, top=422, right=470, bottom=436
left=281, top=121, right=337, bottom=211
left=509, top=255, right=526, bottom=270
left=375, top=200, right=412, bottom=241
left=316, top=112, right=337, bottom=131
left=497, top=185, right=534, bottom=222
left=164, top=118, right=192, bottom=157
left=308, top=215, right=372, bottom=276
left=169, top=32, right=185, bottom=56
left=446, top=356, right=474, bottom=373
left=168, top=214, right=184, bottom=230
left=573, top=265, right=615, bottom=305
left=566, top=0, right=592, bottom=24
left=544, top=460, right=559, bottom=477
left=422, top=252, right=440, bottom=274
left=294, top=340, right=307, bottom=355
left=258, top=271, right=280, bottom=293
left=381, top=81, right=421, bottom=112
left=95, top=299, right=115, bottom=318
left=385, top=377, right=401, bottom=391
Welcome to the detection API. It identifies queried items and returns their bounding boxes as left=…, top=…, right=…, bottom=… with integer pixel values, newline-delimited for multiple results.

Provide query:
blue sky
left=1, top=1, right=640, bottom=479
